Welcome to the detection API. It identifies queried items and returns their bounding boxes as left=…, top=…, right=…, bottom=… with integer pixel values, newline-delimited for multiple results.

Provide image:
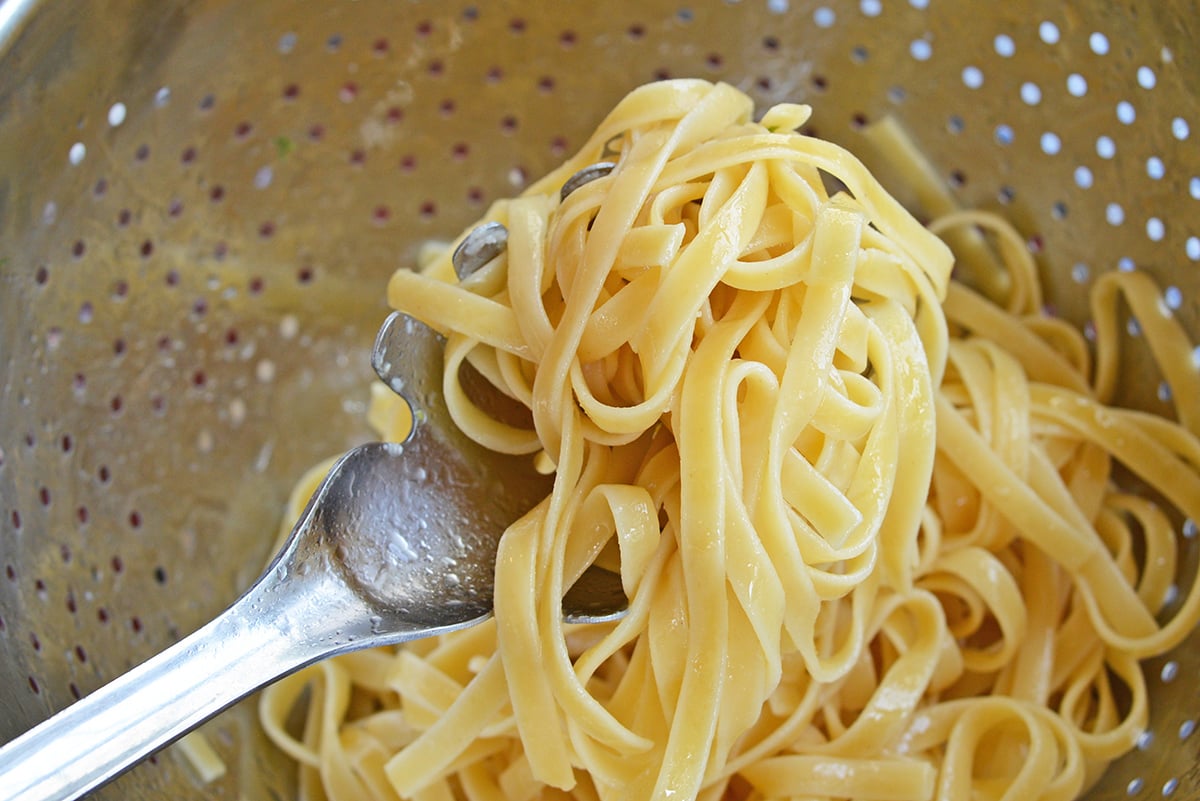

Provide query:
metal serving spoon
left=0, top=310, right=627, bottom=801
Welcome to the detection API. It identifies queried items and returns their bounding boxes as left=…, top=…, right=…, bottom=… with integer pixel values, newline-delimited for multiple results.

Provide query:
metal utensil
left=0, top=315, right=626, bottom=801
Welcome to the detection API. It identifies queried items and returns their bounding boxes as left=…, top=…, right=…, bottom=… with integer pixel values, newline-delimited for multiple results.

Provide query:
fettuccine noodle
left=261, top=80, right=1200, bottom=801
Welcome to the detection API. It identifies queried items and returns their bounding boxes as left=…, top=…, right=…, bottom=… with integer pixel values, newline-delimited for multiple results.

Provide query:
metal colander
left=1, top=1, right=1197, bottom=799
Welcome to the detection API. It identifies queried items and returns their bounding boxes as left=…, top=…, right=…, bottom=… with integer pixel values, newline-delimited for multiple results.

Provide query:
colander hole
left=416, top=20, right=433, bottom=36
left=909, top=39, right=931, bottom=62
left=5, top=565, right=15, bottom=581
left=35, top=266, right=48, bottom=285
left=961, top=66, right=983, bottom=90
left=71, top=240, right=85, bottom=259
left=1074, top=166, right=1094, bottom=189
left=762, top=35, right=780, bottom=52
left=256, top=360, right=276, bottom=383
left=42, top=201, right=56, bottom=224
left=811, top=74, right=829, bottom=91
left=349, top=149, right=365, bottom=166
left=1106, top=203, right=1125, bottom=226
left=386, top=106, right=404, bottom=124
left=60, top=435, right=72, bottom=453
left=1146, top=157, right=1165, bottom=179
left=1020, top=82, right=1041, bottom=105
left=168, top=199, right=184, bottom=217
left=155, top=86, right=170, bottom=106
left=111, top=556, right=123, bottom=573
left=198, top=93, right=215, bottom=111
left=0, top=614, right=5, bottom=632
left=1037, top=20, right=1060, bottom=44
left=248, top=277, right=264, bottom=294
left=1160, top=661, right=1179, bottom=682
left=419, top=201, right=437, bottom=220
left=8, top=510, right=18, bottom=529
left=69, top=684, right=81, bottom=700
left=59, top=544, right=70, bottom=563
left=151, top=395, right=166, bottom=415
left=78, top=302, right=94, bottom=324
left=1040, top=132, right=1061, bottom=155
left=117, top=208, right=131, bottom=227
left=372, top=38, right=390, bottom=56
left=28, top=677, right=39, bottom=695
left=1162, top=778, right=1179, bottom=797
left=38, top=487, right=49, bottom=507
left=77, top=506, right=88, bottom=524
left=110, top=395, right=123, bottom=414
left=298, top=267, right=314, bottom=284
left=66, top=594, right=76, bottom=614
left=1184, top=519, right=1197, bottom=539
left=705, top=53, right=723, bottom=70
left=93, top=178, right=107, bottom=196
left=131, top=617, right=142, bottom=633
left=1117, top=101, right=1136, bottom=125
left=1189, top=177, right=1199, bottom=199
left=1052, top=202, right=1068, bottom=221
left=994, top=125, right=1014, bottom=146
left=33, top=578, right=44, bottom=594
left=500, top=114, right=517, bottom=133
left=675, top=8, right=694, bottom=24
left=997, top=186, right=1015, bottom=205
left=97, top=608, right=109, bottom=624
left=813, top=7, right=835, bottom=28
left=258, top=221, right=276, bottom=238
left=467, top=186, right=485, bottom=205
left=154, top=567, right=167, bottom=584
left=308, top=124, right=325, bottom=141
left=1089, top=32, right=1110, bottom=55
left=1136, top=66, right=1156, bottom=90
left=134, top=144, right=149, bottom=162
left=1146, top=218, right=1165, bottom=242
left=339, top=82, right=358, bottom=103
left=30, top=632, right=40, bottom=652
left=113, top=280, right=129, bottom=299
left=993, top=34, right=1015, bottom=58
left=766, top=0, right=787, bottom=14
left=485, top=65, right=503, bottom=83
left=908, top=0, right=929, bottom=8
left=97, top=465, right=109, bottom=483
left=373, top=205, right=391, bottom=225
left=1096, top=135, right=1116, bottom=159
left=283, top=83, right=300, bottom=100
left=558, top=30, right=577, bottom=48
left=628, top=24, right=646, bottom=40
left=68, top=142, right=85, bottom=165
left=1137, top=730, right=1154, bottom=750
left=140, top=240, right=154, bottom=258
left=1188, top=237, right=1200, bottom=261
left=1180, top=720, right=1196, bottom=739
left=107, top=102, right=126, bottom=127
left=537, top=76, right=556, bottom=93
left=326, top=33, right=342, bottom=52
left=860, top=0, right=882, bottom=17
left=1172, top=117, right=1190, bottom=140
left=508, top=17, right=527, bottom=33
left=129, top=511, right=141, bottom=529
left=192, top=298, right=208, bottom=318
left=452, top=142, right=470, bottom=160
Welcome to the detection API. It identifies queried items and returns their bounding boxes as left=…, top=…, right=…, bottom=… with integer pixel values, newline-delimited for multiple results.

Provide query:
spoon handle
left=0, top=564, right=352, bottom=801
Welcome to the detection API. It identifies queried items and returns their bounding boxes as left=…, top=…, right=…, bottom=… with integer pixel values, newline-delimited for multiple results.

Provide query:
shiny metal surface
left=0, top=1, right=1197, bottom=799
left=0, top=314, right=624, bottom=801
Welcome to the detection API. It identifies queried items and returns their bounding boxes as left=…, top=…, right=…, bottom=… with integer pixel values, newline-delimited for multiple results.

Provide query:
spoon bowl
left=0, top=314, right=627, bottom=801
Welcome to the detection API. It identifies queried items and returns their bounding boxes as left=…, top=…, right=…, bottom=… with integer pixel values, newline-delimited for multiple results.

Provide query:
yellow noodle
left=261, top=81, right=1200, bottom=801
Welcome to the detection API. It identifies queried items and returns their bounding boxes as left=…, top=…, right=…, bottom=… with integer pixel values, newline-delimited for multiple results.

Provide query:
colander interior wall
left=1, top=1, right=1198, bottom=799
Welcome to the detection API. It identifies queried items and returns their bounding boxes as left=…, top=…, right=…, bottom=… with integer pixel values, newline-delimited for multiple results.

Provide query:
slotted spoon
left=0, top=313, right=626, bottom=801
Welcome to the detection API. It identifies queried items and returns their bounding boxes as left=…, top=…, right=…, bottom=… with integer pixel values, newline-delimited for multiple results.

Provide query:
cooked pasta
left=261, top=80, right=1200, bottom=801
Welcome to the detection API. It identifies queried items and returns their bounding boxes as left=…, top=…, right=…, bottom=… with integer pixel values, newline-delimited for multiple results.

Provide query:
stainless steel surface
left=0, top=1, right=1197, bottom=799
left=0, top=313, right=626, bottom=801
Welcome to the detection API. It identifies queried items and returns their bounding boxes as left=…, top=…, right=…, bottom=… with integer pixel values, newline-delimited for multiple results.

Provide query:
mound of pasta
left=262, top=81, right=1200, bottom=801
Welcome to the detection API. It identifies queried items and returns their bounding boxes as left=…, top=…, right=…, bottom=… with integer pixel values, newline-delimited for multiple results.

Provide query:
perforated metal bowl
left=1, top=1, right=1197, bottom=799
